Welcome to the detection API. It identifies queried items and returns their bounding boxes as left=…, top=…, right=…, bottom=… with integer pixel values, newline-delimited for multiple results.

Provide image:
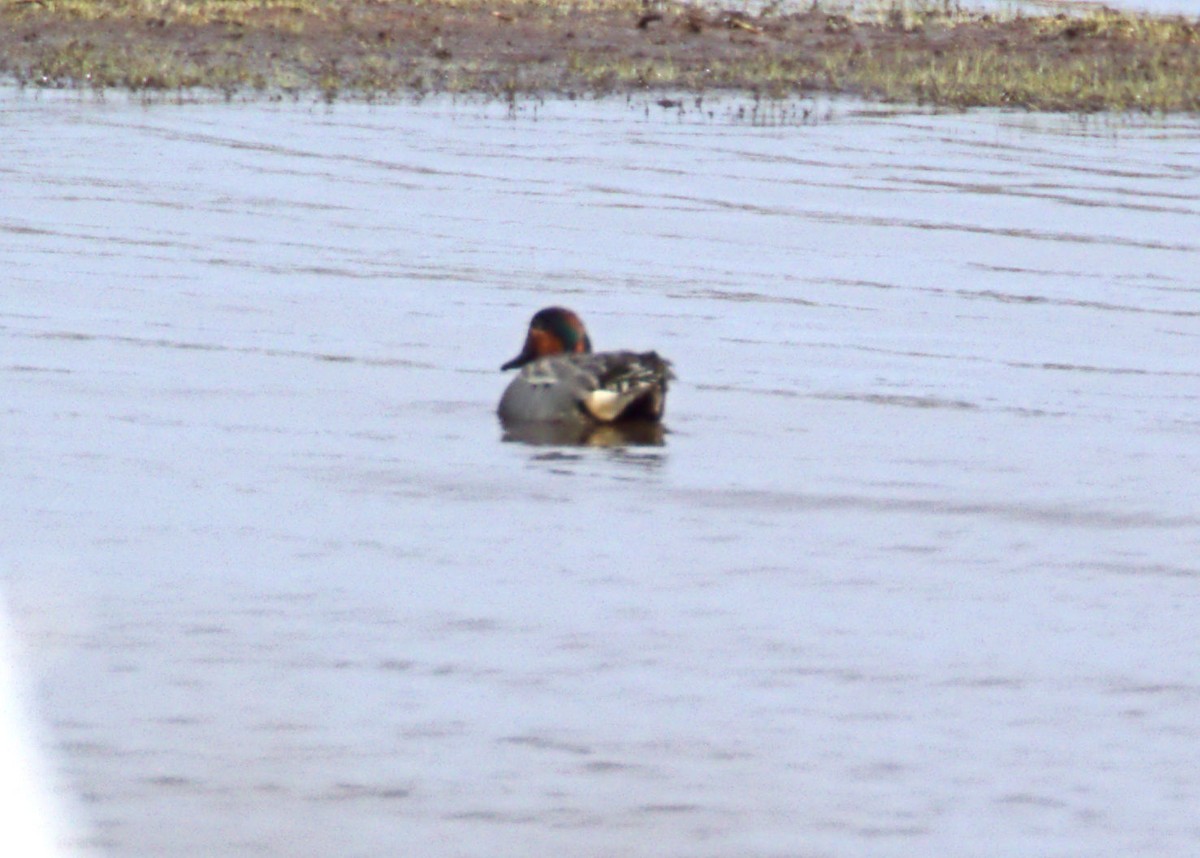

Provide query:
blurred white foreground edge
left=1, top=595, right=66, bottom=858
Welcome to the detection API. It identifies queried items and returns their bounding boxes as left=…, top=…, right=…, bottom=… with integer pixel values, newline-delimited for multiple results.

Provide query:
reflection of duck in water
left=498, top=307, right=673, bottom=440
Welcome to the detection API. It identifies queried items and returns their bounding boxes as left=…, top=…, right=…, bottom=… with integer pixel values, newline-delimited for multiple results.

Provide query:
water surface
left=3, top=93, right=1199, bottom=856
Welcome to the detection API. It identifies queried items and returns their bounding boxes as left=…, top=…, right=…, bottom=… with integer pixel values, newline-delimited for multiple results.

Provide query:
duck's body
left=499, top=349, right=672, bottom=425
left=498, top=307, right=673, bottom=426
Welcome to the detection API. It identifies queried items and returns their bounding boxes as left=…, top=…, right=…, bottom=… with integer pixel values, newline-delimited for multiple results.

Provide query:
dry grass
left=1, top=0, right=1197, bottom=110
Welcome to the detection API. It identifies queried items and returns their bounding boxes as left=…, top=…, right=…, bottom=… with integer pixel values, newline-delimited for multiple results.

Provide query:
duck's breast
left=497, top=358, right=589, bottom=424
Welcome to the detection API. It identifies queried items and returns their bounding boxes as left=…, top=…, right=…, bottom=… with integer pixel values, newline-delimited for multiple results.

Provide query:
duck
left=498, top=307, right=673, bottom=426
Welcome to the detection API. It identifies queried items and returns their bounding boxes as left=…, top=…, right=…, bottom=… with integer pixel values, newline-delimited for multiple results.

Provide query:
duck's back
left=498, top=351, right=672, bottom=425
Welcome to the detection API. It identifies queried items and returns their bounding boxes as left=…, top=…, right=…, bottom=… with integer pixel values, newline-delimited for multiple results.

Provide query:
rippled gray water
left=3, top=92, right=1199, bottom=856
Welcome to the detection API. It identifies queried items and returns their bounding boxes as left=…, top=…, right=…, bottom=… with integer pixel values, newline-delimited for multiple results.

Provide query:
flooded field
left=3, top=92, right=1199, bottom=856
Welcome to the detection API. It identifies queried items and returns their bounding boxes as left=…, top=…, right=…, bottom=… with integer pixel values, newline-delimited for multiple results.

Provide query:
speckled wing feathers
left=594, top=351, right=673, bottom=393
left=578, top=351, right=673, bottom=422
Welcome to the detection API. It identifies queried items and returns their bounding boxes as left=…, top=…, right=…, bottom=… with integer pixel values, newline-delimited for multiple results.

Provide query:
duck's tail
left=582, top=352, right=673, bottom=422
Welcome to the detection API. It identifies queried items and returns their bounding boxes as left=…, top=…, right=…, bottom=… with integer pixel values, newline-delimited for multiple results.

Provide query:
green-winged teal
left=498, top=307, right=673, bottom=426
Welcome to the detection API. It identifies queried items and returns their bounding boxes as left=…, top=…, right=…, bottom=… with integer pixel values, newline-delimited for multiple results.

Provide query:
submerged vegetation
left=0, top=0, right=1198, bottom=111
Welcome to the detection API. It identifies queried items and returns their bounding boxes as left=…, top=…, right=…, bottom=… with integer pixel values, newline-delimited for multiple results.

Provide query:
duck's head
left=501, top=307, right=593, bottom=370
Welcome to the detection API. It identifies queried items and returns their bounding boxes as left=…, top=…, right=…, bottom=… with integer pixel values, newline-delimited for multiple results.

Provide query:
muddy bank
left=1, top=1, right=1198, bottom=111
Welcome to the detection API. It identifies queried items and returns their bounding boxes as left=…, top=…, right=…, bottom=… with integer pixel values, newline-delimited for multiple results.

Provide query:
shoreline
left=1, top=1, right=1198, bottom=112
